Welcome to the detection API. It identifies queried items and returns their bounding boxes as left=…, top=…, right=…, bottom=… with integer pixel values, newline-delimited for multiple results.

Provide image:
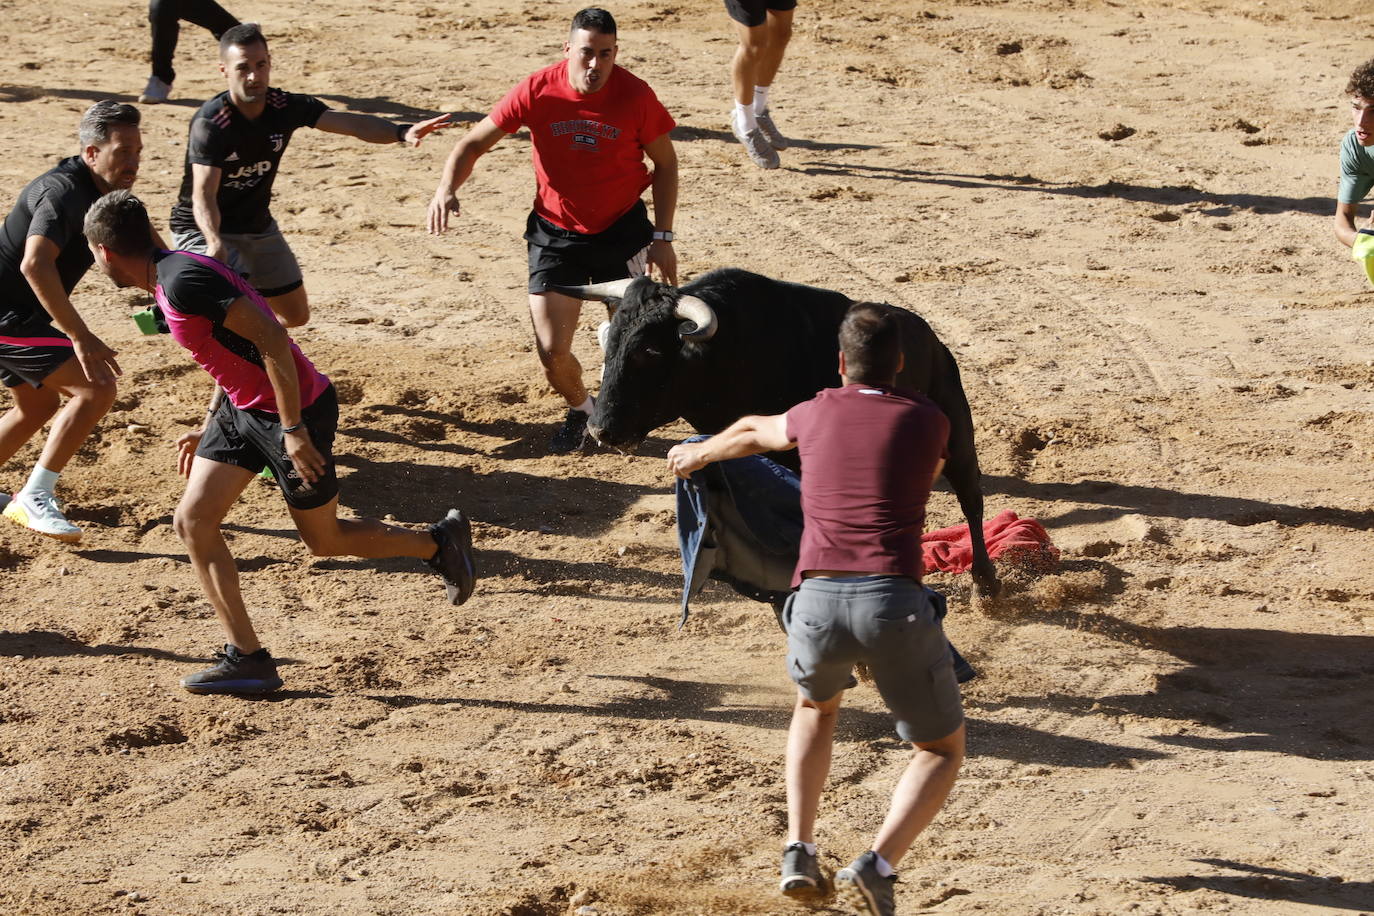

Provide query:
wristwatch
left=652, top=230, right=674, bottom=242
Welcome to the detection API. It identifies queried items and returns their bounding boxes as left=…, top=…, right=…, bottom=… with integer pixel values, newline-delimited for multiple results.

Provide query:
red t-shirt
left=785, top=384, right=951, bottom=586
left=490, top=61, right=675, bottom=235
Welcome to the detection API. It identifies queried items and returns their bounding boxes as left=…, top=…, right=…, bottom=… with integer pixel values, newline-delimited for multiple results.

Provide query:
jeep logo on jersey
left=226, top=161, right=274, bottom=181
left=270, top=133, right=284, bottom=152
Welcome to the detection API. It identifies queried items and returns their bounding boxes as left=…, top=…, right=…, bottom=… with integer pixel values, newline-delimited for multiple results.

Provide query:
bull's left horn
left=673, top=296, right=717, bottom=342
left=548, top=278, right=639, bottom=303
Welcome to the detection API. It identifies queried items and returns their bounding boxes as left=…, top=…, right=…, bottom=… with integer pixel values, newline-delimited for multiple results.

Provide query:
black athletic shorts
left=0, top=318, right=75, bottom=388
left=197, top=384, right=340, bottom=510
left=525, top=199, right=652, bottom=294
left=725, top=0, right=797, bottom=28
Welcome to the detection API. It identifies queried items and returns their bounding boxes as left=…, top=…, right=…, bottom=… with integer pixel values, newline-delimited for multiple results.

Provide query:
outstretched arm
left=427, top=116, right=509, bottom=235
left=644, top=131, right=679, bottom=285
left=666, top=413, right=793, bottom=479
left=315, top=110, right=455, bottom=146
left=1335, top=200, right=1363, bottom=248
left=20, top=235, right=120, bottom=385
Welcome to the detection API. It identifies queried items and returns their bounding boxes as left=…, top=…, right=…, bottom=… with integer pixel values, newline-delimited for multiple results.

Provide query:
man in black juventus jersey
left=170, top=23, right=452, bottom=327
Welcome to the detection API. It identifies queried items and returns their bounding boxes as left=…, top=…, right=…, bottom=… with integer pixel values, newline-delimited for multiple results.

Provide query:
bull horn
left=547, top=278, right=639, bottom=303
left=673, top=295, right=717, bottom=342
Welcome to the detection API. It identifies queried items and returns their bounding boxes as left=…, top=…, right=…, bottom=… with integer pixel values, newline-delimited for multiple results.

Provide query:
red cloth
left=921, top=510, right=1059, bottom=575
left=490, top=61, right=675, bottom=235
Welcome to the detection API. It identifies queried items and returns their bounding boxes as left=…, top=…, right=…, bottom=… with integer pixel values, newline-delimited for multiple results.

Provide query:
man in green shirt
left=1334, top=58, right=1374, bottom=269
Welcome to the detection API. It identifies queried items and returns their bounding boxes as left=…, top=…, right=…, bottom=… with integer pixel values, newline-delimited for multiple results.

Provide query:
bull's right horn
left=548, top=278, right=639, bottom=303
left=673, top=295, right=717, bottom=342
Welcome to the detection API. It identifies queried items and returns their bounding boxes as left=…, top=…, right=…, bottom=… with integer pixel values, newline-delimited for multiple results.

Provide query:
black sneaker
left=181, top=645, right=283, bottom=695
left=835, top=851, right=897, bottom=916
left=780, top=842, right=828, bottom=898
left=428, top=508, right=477, bottom=605
left=548, top=408, right=589, bottom=454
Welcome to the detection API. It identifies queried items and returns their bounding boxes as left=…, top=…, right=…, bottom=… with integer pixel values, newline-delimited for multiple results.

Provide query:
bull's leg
left=942, top=456, right=1001, bottom=600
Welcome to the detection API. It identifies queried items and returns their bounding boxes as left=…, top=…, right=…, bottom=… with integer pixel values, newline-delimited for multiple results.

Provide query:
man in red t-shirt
left=666, top=303, right=964, bottom=916
left=427, top=7, right=679, bottom=454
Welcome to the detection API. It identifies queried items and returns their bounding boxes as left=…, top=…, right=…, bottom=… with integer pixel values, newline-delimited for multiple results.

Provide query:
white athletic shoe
left=139, top=76, right=172, bottom=104
left=2, top=490, right=81, bottom=543
left=755, top=109, right=789, bottom=150
left=730, top=108, right=780, bottom=170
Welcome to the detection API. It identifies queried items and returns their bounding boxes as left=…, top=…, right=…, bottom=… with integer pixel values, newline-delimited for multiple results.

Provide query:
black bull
left=555, top=268, right=1000, bottom=599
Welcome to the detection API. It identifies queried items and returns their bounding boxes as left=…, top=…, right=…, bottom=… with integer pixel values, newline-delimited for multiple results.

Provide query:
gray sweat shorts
left=173, top=219, right=303, bottom=298
left=783, top=575, right=964, bottom=743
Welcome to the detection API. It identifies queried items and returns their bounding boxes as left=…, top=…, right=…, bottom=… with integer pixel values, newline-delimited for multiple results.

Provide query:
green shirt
left=1339, top=129, right=1374, bottom=203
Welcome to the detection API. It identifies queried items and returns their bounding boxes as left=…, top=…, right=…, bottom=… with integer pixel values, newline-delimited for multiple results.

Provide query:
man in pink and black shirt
left=85, top=190, right=477, bottom=696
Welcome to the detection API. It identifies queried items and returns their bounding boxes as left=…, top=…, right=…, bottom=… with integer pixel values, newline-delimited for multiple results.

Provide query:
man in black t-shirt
left=0, top=101, right=143, bottom=543
left=171, top=22, right=453, bottom=327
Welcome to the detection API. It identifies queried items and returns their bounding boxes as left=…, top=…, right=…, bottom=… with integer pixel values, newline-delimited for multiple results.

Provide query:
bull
left=555, top=268, right=1000, bottom=599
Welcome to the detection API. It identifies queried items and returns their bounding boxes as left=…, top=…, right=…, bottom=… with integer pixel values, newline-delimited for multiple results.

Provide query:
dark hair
left=220, top=21, right=268, bottom=57
left=84, top=190, right=156, bottom=257
left=1347, top=59, right=1374, bottom=98
left=79, top=101, right=140, bottom=148
left=838, top=302, right=902, bottom=384
left=571, top=8, right=616, bottom=36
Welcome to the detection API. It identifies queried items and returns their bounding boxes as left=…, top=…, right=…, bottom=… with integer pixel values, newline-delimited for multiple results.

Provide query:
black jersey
left=170, top=88, right=329, bottom=236
left=0, top=156, right=101, bottom=331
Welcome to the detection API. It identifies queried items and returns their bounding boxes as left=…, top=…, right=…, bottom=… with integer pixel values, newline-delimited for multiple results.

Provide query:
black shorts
left=196, top=384, right=340, bottom=510
left=525, top=200, right=652, bottom=294
left=725, top=0, right=797, bottom=27
left=0, top=319, right=74, bottom=388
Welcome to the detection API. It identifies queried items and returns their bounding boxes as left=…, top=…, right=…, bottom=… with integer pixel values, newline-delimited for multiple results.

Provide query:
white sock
left=573, top=396, right=594, bottom=415
left=23, top=465, right=59, bottom=495
left=753, top=85, right=771, bottom=115
left=735, top=101, right=758, bottom=131
left=873, top=851, right=895, bottom=877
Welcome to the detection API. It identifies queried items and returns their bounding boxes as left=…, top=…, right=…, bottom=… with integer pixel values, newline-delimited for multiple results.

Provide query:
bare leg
left=872, top=723, right=965, bottom=867
left=731, top=21, right=769, bottom=107
left=785, top=689, right=844, bottom=845
left=0, top=382, right=61, bottom=469
left=266, top=285, right=310, bottom=328
left=33, top=355, right=118, bottom=474
left=289, top=495, right=436, bottom=560
left=173, top=457, right=258, bottom=652
left=528, top=291, right=588, bottom=407
left=755, top=10, right=794, bottom=89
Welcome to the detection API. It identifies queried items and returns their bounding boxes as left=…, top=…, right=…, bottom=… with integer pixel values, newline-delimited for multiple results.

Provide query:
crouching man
left=84, top=190, right=477, bottom=695
left=667, top=302, right=964, bottom=916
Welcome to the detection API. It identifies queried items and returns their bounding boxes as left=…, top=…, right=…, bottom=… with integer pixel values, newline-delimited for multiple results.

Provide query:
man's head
left=220, top=22, right=271, bottom=106
left=838, top=302, right=904, bottom=386
left=564, top=8, right=618, bottom=94
left=1348, top=59, right=1374, bottom=146
left=85, top=190, right=157, bottom=288
left=79, top=101, right=142, bottom=194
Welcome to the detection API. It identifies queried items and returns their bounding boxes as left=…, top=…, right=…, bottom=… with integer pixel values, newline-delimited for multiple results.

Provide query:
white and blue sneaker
left=2, top=489, right=81, bottom=543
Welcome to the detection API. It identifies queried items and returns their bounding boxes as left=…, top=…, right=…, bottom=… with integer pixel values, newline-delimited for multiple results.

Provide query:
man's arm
left=427, top=116, right=509, bottom=235
left=19, top=235, right=119, bottom=385
left=220, top=297, right=325, bottom=483
left=1335, top=200, right=1362, bottom=248
left=666, top=413, right=793, bottom=479
left=643, top=131, right=679, bottom=286
left=314, top=110, right=454, bottom=146
left=190, top=163, right=229, bottom=262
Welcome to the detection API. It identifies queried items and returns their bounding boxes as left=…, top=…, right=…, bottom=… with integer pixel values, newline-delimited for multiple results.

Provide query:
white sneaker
left=3, top=490, right=81, bottom=543
left=139, top=76, right=172, bottom=104
left=730, top=109, right=780, bottom=170
left=755, top=109, right=789, bottom=150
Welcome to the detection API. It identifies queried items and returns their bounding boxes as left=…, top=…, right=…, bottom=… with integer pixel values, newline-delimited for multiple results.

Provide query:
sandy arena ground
left=2, top=0, right=1372, bottom=913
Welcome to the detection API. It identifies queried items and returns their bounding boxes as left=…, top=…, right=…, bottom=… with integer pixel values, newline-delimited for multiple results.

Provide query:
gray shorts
left=173, top=219, right=303, bottom=298
left=784, top=576, right=963, bottom=743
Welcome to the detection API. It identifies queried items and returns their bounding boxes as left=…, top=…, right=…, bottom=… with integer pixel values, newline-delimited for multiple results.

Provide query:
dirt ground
left=1, top=0, right=1372, bottom=913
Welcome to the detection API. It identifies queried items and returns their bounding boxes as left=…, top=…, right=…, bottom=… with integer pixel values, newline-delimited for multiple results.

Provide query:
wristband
left=395, top=122, right=412, bottom=143
left=652, top=230, right=674, bottom=242
left=282, top=423, right=304, bottom=434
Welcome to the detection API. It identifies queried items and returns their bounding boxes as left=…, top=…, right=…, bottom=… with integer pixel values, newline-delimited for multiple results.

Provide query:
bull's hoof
left=971, top=576, right=1003, bottom=605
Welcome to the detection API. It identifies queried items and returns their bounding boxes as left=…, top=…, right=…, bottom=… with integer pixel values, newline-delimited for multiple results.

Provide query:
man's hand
left=404, top=113, right=456, bottom=147
left=648, top=239, right=678, bottom=286
left=428, top=191, right=461, bottom=235
left=284, top=427, right=326, bottom=484
left=176, top=429, right=203, bottom=479
left=666, top=441, right=709, bottom=479
left=72, top=333, right=121, bottom=385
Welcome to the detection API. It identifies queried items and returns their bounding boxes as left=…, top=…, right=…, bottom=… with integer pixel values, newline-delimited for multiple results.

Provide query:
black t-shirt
left=170, top=88, right=329, bottom=236
left=0, top=156, right=101, bottom=330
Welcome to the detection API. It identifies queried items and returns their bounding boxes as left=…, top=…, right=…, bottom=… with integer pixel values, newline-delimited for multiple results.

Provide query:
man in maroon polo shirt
left=666, top=302, right=965, bottom=916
